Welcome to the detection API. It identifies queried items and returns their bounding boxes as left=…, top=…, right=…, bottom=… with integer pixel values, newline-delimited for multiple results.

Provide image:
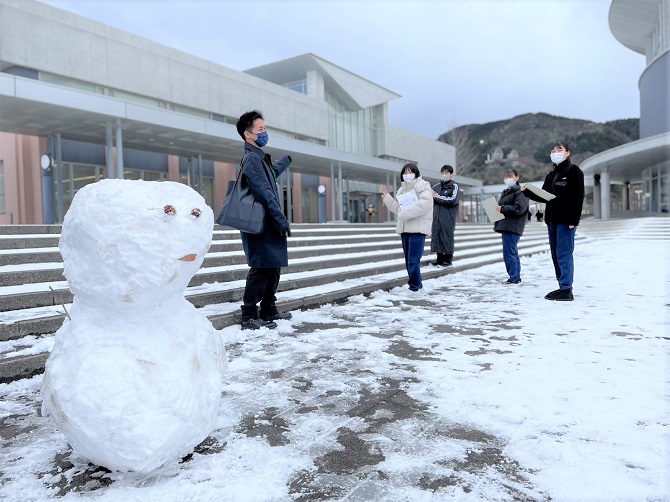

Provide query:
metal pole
left=115, top=119, right=124, bottom=179
left=55, top=133, right=64, bottom=223
left=106, top=122, right=114, bottom=179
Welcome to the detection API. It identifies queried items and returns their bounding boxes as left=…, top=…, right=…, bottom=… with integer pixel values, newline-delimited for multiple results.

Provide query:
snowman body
left=41, top=179, right=225, bottom=473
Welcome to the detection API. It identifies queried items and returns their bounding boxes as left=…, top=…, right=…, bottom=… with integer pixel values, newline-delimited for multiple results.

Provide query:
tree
left=443, top=125, right=481, bottom=177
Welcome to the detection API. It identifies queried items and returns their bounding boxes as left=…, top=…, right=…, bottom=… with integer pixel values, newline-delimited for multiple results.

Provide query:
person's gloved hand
left=280, top=226, right=291, bottom=238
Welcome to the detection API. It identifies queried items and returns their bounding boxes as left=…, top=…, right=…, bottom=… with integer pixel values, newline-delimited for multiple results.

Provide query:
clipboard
left=524, top=183, right=556, bottom=201
left=483, top=196, right=505, bottom=222
left=396, top=189, right=418, bottom=210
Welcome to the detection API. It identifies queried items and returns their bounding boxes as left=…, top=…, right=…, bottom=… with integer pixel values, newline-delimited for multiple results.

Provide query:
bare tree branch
left=445, top=125, right=480, bottom=177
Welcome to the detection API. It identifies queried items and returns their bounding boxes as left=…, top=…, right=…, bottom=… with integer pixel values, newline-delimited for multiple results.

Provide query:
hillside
left=438, top=113, right=639, bottom=184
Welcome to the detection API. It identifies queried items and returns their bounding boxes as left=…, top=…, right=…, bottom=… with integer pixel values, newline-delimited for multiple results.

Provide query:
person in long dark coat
left=235, top=110, right=293, bottom=330
left=430, top=165, right=459, bottom=266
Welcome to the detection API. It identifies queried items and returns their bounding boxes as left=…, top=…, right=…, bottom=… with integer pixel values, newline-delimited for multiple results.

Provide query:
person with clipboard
left=381, top=163, right=434, bottom=292
left=521, top=141, right=585, bottom=301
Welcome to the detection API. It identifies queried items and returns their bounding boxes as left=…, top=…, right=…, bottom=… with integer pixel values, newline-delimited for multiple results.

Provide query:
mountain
left=438, top=113, right=639, bottom=184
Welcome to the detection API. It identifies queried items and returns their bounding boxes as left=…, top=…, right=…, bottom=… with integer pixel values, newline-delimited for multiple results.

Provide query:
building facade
left=581, top=0, right=669, bottom=218
left=0, top=0, right=456, bottom=225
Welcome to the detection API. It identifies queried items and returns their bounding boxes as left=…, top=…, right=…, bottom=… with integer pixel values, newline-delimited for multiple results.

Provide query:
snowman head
left=60, top=179, right=214, bottom=310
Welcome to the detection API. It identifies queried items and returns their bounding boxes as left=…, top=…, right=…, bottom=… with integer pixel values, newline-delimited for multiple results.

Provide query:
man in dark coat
left=431, top=165, right=459, bottom=266
left=521, top=141, right=584, bottom=301
left=236, top=110, right=293, bottom=330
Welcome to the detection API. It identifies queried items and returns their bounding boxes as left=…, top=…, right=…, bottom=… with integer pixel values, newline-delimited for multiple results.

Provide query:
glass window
left=325, top=91, right=377, bottom=156
left=285, top=80, right=307, bottom=94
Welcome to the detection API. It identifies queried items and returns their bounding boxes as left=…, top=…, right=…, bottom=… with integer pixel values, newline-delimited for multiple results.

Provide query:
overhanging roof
left=0, top=73, right=411, bottom=184
left=244, top=53, right=401, bottom=111
left=580, top=132, right=670, bottom=181
left=609, top=0, right=663, bottom=55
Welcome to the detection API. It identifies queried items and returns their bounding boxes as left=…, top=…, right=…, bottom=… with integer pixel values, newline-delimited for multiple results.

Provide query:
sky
left=37, top=0, right=646, bottom=139
left=0, top=228, right=668, bottom=500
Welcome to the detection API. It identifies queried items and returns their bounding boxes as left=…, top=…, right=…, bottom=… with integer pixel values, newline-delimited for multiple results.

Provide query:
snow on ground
left=0, top=235, right=668, bottom=501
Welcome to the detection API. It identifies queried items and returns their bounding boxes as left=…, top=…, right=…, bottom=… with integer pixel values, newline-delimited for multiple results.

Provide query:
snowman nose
left=178, top=254, right=197, bottom=262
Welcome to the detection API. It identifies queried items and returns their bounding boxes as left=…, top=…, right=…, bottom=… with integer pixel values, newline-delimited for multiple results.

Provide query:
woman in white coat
left=381, top=163, right=434, bottom=291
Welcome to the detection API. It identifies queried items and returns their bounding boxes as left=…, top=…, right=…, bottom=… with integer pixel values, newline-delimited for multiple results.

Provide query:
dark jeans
left=547, top=224, right=576, bottom=290
left=401, top=233, right=425, bottom=291
left=241, top=267, right=281, bottom=321
left=501, top=232, right=521, bottom=282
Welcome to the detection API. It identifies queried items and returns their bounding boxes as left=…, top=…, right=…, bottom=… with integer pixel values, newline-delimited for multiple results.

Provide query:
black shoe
left=505, top=278, right=521, bottom=284
left=260, top=311, right=292, bottom=322
left=430, top=261, right=442, bottom=266
left=545, top=289, right=573, bottom=301
left=241, top=318, right=278, bottom=330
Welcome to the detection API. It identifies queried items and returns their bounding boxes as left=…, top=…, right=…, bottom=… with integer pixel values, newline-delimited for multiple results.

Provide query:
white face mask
left=550, top=152, right=565, bottom=164
left=503, top=178, right=516, bottom=187
left=403, top=174, right=415, bottom=183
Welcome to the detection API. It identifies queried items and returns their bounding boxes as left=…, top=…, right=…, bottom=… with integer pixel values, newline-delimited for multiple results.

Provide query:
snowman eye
left=191, top=208, right=201, bottom=218
left=163, top=204, right=177, bottom=216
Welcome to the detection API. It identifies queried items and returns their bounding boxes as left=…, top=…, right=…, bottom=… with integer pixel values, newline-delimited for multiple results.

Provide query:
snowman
left=41, top=179, right=226, bottom=474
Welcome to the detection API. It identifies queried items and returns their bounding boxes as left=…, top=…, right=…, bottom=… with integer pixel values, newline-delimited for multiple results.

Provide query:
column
left=115, top=119, right=124, bottom=179
left=623, top=181, right=630, bottom=211
left=330, top=163, right=336, bottom=222
left=55, top=133, right=64, bottom=223
left=286, top=167, right=292, bottom=223
left=600, top=170, right=611, bottom=220
left=593, top=174, right=601, bottom=219
left=106, top=122, right=114, bottom=179
left=337, top=162, right=343, bottom=221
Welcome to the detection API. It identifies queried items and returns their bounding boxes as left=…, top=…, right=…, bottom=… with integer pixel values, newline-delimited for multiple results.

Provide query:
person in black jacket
left=521, top=141, right=584, bottom=301
left=494, top=169, right=528, bottom=284
left=235, top=110, right=293, bottom=329
left=430, top=165, right=459, bottom=266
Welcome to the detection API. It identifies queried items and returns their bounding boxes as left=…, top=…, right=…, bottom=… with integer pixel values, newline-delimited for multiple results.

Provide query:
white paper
left=396, top=189, right=418, bottom=210
left=523, top=183, right=556, bottom=201
left=483, top=196, right=505, bottom=222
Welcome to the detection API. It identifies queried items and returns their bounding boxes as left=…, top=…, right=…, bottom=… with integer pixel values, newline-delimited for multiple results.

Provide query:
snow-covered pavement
left=0, top=234, right=668, bottom=501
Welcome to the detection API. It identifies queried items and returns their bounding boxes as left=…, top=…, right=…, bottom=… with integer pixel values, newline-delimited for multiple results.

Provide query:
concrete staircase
left=3, top=215, right=667, bottom=383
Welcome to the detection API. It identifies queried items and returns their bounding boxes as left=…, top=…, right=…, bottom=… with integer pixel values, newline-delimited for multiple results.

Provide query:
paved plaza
left=0, top=232, right=667, bottom=501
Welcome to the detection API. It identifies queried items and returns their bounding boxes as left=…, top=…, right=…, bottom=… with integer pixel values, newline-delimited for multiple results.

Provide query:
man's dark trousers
left=241, top=267, right=281, bottom=321
left=547, top=224, right=576, bottom=290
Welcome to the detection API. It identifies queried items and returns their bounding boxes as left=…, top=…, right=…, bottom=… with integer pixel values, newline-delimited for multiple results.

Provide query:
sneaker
left=260, top=311, right=292, bottom=322
left=408, top=284, right=424, bottom=292
left=505, top=278, right=521, bottom=284
left=241, top=318, right=278, bottom=330
left=545, top=289, right=573, bottom=301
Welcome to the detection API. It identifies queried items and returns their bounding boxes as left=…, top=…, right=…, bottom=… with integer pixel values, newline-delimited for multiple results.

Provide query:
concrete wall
left=380, top=126, right=455, bottom=179
left=0, top=133, right=44, bottom=224
left=639, top=50, right=670, bottom=138
left=0, top=0, right=329, bottom=141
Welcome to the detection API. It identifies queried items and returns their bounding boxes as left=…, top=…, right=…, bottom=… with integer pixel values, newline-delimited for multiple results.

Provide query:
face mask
left=550, top=152, right=565, bottom=164
left=254, top=131, right=269, bottom=147
left=504, top=178, right=516, bottom=187
left=403, top=174, right=415, bottom=183
left=441, top=174, right=451, bottom=180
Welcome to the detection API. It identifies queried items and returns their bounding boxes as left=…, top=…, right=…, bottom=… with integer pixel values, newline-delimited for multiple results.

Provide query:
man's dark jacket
left=239, top=143, right=291, bottom=268
left=494, top=185, right=528, bottom=236
left=431, top=179, right=459, bottom=254
left=523, top=159, right=585, bottom=226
